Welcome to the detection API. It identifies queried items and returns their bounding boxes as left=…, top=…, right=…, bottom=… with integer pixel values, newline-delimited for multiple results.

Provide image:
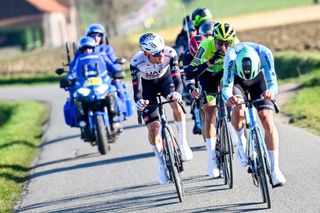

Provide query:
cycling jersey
left=222, top=42, right=278, bottom=102
left=189, top=36, right=240, bottom=75
left=130, top=46, right=182, bottom=102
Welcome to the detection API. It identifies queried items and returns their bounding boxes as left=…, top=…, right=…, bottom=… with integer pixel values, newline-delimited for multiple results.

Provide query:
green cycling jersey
left=190, top=37, right=240, bottom=74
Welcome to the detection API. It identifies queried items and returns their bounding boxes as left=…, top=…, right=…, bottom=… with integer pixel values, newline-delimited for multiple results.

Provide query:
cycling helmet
left=191, top=8, right=212, bottom=29
left=198, top=21, right=215, bottom=36
left=235, top=45, right=260, bottom=80
left=139, top=33, right=164, bottom=54
left=214, top=23, right=236, bottom=41
left=78, top=36, right=96, bottom=51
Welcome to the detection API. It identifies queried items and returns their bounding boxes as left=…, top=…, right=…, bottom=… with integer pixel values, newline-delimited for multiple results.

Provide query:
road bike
left=215, top=92, right=234, bottom=189
left=138, top=93, right=186, bottom=202
left=238, top=93, right=280, bottom=209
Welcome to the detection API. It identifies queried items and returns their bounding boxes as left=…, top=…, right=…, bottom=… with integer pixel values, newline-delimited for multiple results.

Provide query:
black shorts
left=142, top=71, right=173, bottom=124
left=233, top=71, right=274, bottom=111
left=199, top=70, right=223, bottom=105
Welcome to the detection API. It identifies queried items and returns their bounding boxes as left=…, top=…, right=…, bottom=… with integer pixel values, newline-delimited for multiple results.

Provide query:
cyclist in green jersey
left=185, top=23, right=239, bottom=178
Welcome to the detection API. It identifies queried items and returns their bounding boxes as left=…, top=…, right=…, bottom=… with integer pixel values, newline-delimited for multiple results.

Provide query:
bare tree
left=93, top=0, right=140, bottom=37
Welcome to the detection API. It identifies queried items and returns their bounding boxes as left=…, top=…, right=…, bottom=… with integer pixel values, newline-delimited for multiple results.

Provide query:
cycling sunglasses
left=215, top=38, right=232, bottom=47
left=89, top=32, right=103, bottom=38
left=152, top=49, right=164, bottom=57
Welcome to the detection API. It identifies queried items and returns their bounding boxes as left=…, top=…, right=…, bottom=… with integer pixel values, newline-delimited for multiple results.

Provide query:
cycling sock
left=205, top=138, right=216, bottom=159
left=152, top=144, right=164, bottom=166
left=175, top=120, right=188, bottom=146
left=268, top=149, right=279, bottom=173
left=236, top=127, right=247, bottom=153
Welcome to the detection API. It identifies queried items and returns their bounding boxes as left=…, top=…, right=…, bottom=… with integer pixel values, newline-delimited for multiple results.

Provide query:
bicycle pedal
left=247, top=167, right=253, bottom=174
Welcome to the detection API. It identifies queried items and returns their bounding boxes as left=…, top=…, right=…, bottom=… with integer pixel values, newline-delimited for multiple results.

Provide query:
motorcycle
left=56, top=64, right=119, bottom=155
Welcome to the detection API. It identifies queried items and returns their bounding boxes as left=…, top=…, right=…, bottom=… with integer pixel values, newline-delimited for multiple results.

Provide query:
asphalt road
left=0, top=84, right=319, bottom=213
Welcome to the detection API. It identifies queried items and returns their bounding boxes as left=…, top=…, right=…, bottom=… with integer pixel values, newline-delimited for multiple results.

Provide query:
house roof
left=26, top=0, right=68, bottom=13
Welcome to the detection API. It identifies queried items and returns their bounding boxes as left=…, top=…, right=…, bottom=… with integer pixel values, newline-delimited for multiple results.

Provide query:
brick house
left=0, top=0, right=80, bottom=49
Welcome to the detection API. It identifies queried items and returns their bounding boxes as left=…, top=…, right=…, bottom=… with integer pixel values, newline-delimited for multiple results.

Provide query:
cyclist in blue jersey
left=222, top=42, right=285, bottom=187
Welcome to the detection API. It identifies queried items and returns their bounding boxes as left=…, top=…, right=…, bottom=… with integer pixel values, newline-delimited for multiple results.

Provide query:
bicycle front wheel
left=221, top=117, right=233, bottom=189
left=163, top=126, right=184, bottom=202
left=253, top=127, right=271, bottom=208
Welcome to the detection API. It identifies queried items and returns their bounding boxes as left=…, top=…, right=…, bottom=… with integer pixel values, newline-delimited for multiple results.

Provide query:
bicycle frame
left=137, top=94, right=186, bottom=202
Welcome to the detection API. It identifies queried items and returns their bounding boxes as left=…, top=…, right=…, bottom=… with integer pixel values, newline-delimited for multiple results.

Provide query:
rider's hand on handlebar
left=261, top=90, right=274, bottom=100
left=191, top=88, right=200, bottom=99
left=226, top=96, right=238, bottom=107
left=167, top=91, right=182, bottom=102
left=136, top=99, right=149, bottom=111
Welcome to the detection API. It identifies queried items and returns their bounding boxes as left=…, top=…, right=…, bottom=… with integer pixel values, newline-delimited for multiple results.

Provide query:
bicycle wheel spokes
left=253, top=127, right=271, bottom=208
left=221, top=118, right=233, bottom=189
left=163, top=126, right=184, bottom=202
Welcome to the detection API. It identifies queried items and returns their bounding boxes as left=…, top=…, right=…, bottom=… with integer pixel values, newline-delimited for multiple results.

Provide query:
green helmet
left=191, top=8, right=212, bottom=28
left=214, top=23, right=236, bottom=41
left=235, top=45, right=260, bottom=80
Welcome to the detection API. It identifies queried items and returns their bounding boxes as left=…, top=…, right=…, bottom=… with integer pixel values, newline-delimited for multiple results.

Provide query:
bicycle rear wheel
left=163, top=126, right=184, bottom=202
left=221, top=117, right=233, bottom=189
left=253, top=127, right=271, bottom=208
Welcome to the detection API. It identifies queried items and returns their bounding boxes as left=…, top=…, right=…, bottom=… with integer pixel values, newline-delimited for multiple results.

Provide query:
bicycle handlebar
left=236, top=98, right=280, bottom=114
left=137, top=100, right=186, bottom=124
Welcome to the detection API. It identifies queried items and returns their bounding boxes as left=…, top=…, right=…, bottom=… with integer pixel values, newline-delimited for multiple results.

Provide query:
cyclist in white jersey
left=130, top=33, right=193, bottom=184
left=222, top=42, right=286, bottom=187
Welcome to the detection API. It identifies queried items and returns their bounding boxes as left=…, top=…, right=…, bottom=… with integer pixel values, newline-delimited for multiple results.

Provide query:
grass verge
left=0, top=100, right=49, bottom=213
left=275, top=51, right=320, bottom=135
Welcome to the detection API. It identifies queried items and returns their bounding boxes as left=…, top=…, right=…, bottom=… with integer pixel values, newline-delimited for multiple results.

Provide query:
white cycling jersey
left=130, top=46, right=178, bottom=80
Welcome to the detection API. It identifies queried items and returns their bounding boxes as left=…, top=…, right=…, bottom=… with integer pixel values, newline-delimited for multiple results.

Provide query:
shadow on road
left=28, top=152, right=154, bottom=180
left=16, top=175, right=247, bottom=212
left=40, top=134, right=80, bottom=147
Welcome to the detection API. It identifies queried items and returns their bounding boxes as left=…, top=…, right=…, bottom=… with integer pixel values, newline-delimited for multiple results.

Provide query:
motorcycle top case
left=64, top=98, right=79, bottom=127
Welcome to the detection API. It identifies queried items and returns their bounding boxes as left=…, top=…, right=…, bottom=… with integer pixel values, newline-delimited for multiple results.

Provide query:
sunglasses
left=215, top=38, right=232, bottom=47
left=89, top=33, right=103, bottom=38
left=152, top=49, right=164, bottom=57
left=82, top=46, right=94, bottom=51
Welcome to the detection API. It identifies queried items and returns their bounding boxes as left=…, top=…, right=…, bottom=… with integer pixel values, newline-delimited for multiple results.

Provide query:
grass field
left=142, top=0, right=314, bottom=31
left=0, top=101, right=49, bottom=213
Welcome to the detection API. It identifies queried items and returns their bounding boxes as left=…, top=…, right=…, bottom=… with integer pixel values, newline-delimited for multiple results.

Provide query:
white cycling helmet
left=139, top=33, right=164, bottom=54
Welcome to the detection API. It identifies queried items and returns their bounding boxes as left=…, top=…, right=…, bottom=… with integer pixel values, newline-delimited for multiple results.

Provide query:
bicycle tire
left=221, top=117, right=233, bottom=189
left=253, top=127, right=271, bottom=208
left=163, top=126, right=184, bottom=202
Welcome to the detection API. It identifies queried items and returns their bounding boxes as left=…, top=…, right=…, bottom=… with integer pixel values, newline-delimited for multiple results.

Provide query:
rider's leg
left=203, top=102, right=219, bottom=177
left=147, top=120, right=169, bottom=184
left=231, top=102, right=248, bottom=167
left=258, top=109, right=285, bottom=186
left=170, top=102, right=193, bottom=161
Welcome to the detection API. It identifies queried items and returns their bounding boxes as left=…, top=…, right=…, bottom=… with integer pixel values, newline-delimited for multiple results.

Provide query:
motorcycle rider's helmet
left=139, top=33, right=164, bottom=54
left=191, top=8, right=212, bottom=29
left=78, top=36, right=96, bottom=53
left=85, top=23, right=106, bottom=45
left=235, top=45, right=261, bottom=80
left=198, top=21, right=215, bottom=36
left=214, top=22, right=236, bottom=41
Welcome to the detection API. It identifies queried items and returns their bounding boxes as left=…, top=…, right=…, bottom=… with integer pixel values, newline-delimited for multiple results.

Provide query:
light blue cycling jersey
left=222, top=42, right=278, bottom=102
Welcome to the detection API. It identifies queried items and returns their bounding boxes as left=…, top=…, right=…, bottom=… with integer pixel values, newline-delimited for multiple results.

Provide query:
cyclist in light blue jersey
left=222, top=42, right=285, bottom=187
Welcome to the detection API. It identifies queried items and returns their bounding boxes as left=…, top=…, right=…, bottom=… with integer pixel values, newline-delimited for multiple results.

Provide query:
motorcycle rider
left=67, top=36, right=117, bottom=138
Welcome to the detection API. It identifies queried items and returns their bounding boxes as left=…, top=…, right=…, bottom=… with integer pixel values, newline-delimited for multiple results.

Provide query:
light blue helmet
left=78, top=36, right=96, bottom=51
